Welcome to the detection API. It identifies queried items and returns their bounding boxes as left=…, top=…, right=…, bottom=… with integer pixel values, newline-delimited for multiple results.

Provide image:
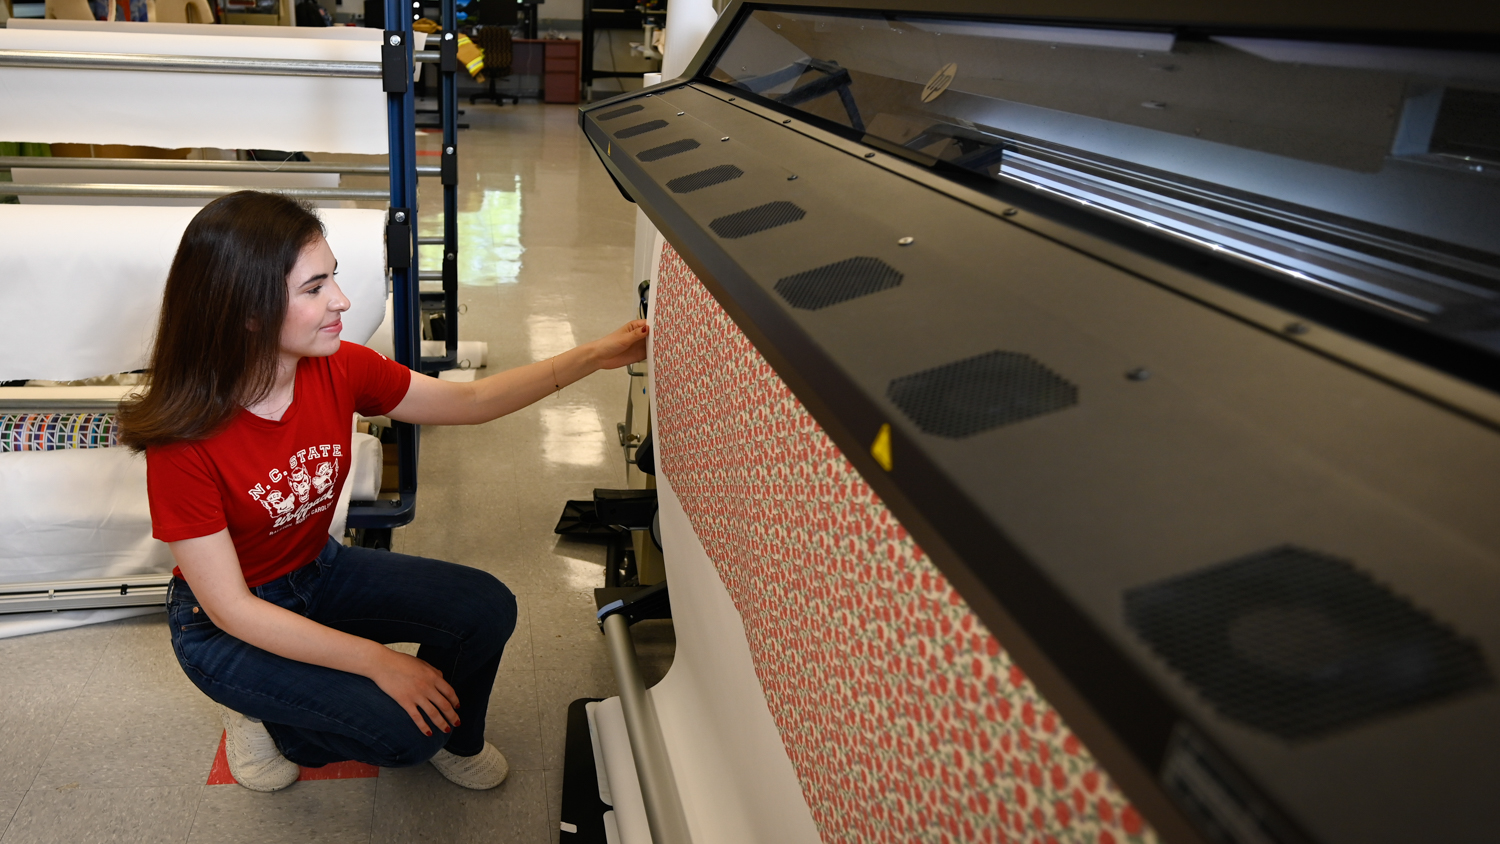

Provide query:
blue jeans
left=168, top=538, right=517, bottom=768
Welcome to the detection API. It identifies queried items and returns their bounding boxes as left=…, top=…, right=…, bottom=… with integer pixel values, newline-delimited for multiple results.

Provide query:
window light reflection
left=540, top=405, right=607, bottom=467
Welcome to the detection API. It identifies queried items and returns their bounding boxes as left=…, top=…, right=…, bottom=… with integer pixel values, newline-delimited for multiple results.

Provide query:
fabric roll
left=0, top=204, right=387, bottom=382
left=0, top=413, right=119, bottom=452
left=593, top=696, right=654, bottom=844
left=0, top=447, right=172, bottom=586
left=0, top=27, right=388, bottom=154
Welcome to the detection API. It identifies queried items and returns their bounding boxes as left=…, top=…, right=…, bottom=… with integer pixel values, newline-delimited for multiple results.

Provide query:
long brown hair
left=117, top=191, right=325, bottom=451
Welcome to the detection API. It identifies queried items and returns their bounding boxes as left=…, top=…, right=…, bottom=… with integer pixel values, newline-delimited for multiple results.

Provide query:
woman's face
left=279, top=235, right=349, bottom=361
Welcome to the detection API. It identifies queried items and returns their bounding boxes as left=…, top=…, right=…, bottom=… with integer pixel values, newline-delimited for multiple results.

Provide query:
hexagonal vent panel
left=1125, top=546, right=1491, bottom=740
left=774, top=257, right=903, bottom=310
left=887, top=351, right=1077, bottom=438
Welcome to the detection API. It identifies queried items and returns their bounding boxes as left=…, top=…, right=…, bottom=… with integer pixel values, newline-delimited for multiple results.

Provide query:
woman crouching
left=118, top=191, right=648, bottom=792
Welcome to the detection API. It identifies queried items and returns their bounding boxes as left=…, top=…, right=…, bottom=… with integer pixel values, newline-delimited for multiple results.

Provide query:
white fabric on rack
left=9, top=167, right=340, bottom=207
left=0, top=607, right=163, bottom=641
left=0, top=204, right=387, bottom=382
left=9, top=19, right=392, bottom=40
left=0, top=447, right=170, bottom=586
left=0, top=27, right=389, bottom=154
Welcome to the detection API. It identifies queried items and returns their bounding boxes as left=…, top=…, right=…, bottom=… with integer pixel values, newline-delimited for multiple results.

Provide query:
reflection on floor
left=0, top=103, right=673, bottom=844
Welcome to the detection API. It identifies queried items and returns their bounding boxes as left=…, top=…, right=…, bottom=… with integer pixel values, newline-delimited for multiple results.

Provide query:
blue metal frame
left=347, top=0, right=421, bottom=529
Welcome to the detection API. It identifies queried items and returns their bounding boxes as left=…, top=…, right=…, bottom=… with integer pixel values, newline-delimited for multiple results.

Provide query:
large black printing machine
left=579, top=3, right=1500, bottom=843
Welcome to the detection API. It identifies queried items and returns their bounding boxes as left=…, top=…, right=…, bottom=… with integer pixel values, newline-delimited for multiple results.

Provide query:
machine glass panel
left=706, top=9, right=1500, bottom=359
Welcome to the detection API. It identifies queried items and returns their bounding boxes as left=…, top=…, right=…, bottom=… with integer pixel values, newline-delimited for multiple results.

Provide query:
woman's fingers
left=404, top=702, right=433, bottom=736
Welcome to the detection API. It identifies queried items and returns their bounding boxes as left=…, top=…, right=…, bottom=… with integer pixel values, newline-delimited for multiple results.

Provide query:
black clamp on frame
left=440, top=31, right=458, bottom=73
left=596, top=580, right=670, bottom=629
left=441, top=144, right=457, bottom=186
left=386, top=207, right=412, bottom=269
left=382, top=30, right=408, bottom=94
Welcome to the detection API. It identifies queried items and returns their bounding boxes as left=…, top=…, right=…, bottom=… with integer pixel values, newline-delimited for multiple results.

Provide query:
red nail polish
left=425, top=730, right=433, bottom=736
left=454, top=720, right=461, bottom=727
left=444, top=727, right=451, bottom=733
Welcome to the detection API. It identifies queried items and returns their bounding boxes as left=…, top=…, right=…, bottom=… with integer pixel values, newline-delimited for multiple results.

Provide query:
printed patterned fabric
left=652, top=244, right=1157, bottom=844
left=0, top=413, right=119, bottom=453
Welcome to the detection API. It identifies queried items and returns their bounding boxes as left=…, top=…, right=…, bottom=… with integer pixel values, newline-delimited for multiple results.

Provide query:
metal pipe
left=0, top=157, right=439, bottom=177
left=2, top=183, right=389, bottom=200
left=0, top=575, right=172, bottom=615
left=415, top=52, right=440, bottom=64
left=418, top=270, right=443, bottom=281
left=417, top=236, right=445, bottom=245
left=601, top=612, right=693, bottom=844
left=0, top=49, right=381, bottom=78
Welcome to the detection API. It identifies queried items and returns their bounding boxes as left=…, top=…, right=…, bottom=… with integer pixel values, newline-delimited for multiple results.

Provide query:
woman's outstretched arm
left=384, top=319, right=649, bottom=426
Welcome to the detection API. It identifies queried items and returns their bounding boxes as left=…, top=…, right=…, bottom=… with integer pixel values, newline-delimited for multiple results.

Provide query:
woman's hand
left=590, top=319, right=650, bottom=370
left=369, top=648, right=461, bottom=736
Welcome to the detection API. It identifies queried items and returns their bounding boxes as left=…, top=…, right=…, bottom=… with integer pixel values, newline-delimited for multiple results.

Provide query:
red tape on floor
left=206, top=732, right=380, bottom=785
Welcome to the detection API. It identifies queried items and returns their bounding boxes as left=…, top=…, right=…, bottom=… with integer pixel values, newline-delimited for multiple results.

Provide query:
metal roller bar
left=3, top=183, right=389, bottom=200
left=418, top=270, right=443, bottom=281
left=0, top=157, right=439, bottom=177
left=0, top=575, right=173, bottom=615
left=415, top=52, right=441, bottom=64
left=417, top=236, right=445, bottom=245
left=0, top=49, right=381, bottom=77
left=601, top=612, right=693, bottom=844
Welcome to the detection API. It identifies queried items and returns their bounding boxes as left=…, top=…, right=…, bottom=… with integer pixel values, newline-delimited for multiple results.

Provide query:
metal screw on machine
left=782, top=119, right=791, bottom=124
left=446, top=253, right=455, bottom=260
left=446, top=146, right=454, bottom=154
left=676, top=111, right=685, bottom=116
left=1285, top=322, right=1310, bottom=336
left=394, top=211, right=406, bottom=223
left=864, top=152, right=876, bottom=158
left=720, top=136, right=730, bottom=142
left=445, top=32, right=453, bottom=40
left=787, top=175, right=798, bottom=181
left=898, top=236, right=914, bottom=246
left=1002, top=208, right=1018, bottom=217
left=1127, top=368, right=1152, bottom=381
left=389, top=34, right=401, bottom=46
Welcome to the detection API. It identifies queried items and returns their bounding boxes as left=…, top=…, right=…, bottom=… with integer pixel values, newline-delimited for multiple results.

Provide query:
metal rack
left=0, top=3, right=467, bottom=607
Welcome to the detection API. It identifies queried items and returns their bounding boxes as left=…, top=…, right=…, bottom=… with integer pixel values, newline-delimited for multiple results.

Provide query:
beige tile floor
left=0, top=102, right=672, bottom=844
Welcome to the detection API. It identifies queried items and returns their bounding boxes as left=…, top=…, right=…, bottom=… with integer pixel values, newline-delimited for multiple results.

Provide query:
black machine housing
left=580, top=3, right=1500, bottom=843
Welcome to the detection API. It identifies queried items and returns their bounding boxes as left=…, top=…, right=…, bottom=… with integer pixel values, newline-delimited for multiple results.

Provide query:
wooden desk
left=512, top=38, right=580, bottom=104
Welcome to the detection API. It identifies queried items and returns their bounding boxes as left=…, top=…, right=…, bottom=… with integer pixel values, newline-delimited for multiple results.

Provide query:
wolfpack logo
left=247, top=443, right=343, bottom=534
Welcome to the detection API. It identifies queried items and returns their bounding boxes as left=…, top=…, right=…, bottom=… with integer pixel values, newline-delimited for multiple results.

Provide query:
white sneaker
left=220, top=706, right=300, bottom=792
left=430, top=742, right=509, bottom=790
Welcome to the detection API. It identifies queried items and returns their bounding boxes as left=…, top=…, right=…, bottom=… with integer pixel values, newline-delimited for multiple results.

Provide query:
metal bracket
left=381, top=30, right=408, bottom=94
left=596, top=580, right=671, bottom=628
left=440, top=31, right=458, bottom=74
left=387, top=207, right=412, bottom=269
left=441, top=144, right=457, bottom=185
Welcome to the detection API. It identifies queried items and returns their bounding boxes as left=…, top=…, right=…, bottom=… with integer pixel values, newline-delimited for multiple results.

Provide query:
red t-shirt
left=147, top=342, right=411, bottom=587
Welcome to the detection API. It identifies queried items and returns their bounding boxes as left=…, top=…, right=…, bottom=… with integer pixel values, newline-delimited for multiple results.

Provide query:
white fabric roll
left=347, top=431, right=383, bottom=503
left=0, top=27, right=388, bottom=154
left=585, top=700, right=616, bottom=806
left=9, top=19, right=389, bottom=40
left=661, top=0, right=719, bottom=79
left=9, top=167, right=340, bottom=207
left=593, top=696, right=654, bottom=844
left=0, top=204, right=387, bottom=382
left=0, top=607, right=163, bottom=641
left=0, top=447, right=171, bottom=585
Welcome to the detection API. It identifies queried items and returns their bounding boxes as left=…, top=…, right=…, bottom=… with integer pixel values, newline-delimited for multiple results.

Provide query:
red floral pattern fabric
left=652, top=245, right=1157, bottom=844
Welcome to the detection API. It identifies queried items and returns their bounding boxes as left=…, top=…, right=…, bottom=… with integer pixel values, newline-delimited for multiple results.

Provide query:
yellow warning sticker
left=870, top=423, right=892, bottom=472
